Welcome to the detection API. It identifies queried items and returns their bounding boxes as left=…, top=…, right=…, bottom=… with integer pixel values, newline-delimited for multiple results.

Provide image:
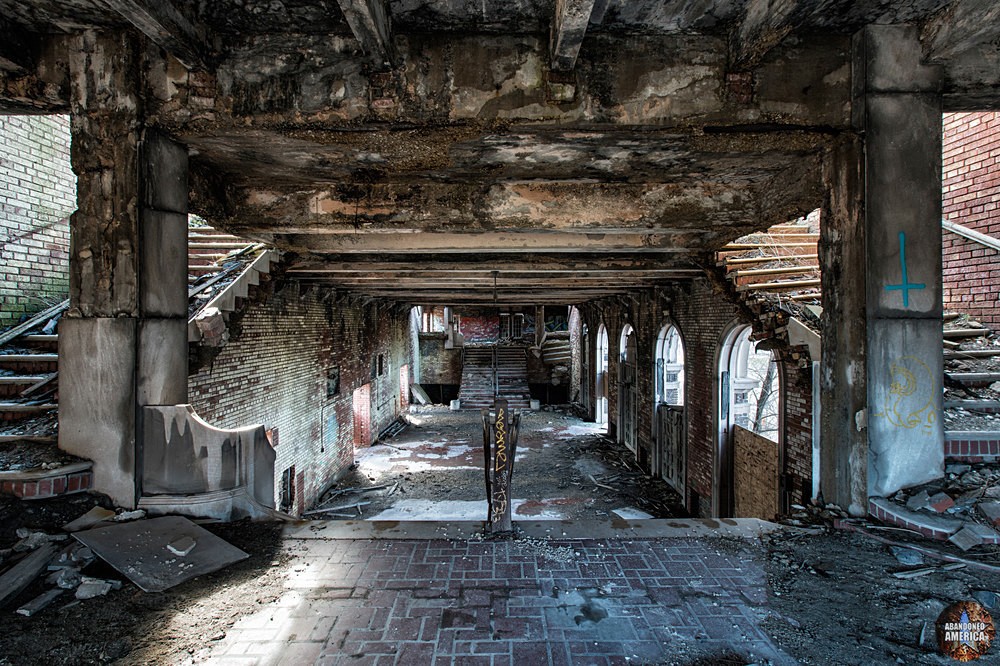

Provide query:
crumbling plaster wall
left=0, top=115, right=74, bottom=326
left=942, top=112, right=1000, bottom=328
left=188, top=285, right=410, bottom=516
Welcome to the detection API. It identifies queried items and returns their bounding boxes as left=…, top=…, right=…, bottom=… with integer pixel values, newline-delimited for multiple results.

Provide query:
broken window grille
left=280, top=466, right=295, bottom=513
left=327, top=367, right=340, bottom=398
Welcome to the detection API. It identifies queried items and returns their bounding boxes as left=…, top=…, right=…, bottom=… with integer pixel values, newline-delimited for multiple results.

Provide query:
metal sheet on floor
left=73, top=515, right=248, bottom=592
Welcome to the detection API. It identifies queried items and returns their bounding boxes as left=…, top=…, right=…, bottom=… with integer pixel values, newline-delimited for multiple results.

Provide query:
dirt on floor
left=314, top=406, right=688, bottom=521
left=761, top=524, right=1000, bottom=665
left=0, top=493, right=288, bottom=666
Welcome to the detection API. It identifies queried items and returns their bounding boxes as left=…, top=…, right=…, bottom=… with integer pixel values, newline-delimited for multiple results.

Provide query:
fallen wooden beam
left=0, top=300, right=68, bottom=348
left=0, top=543, right=58, bottom=609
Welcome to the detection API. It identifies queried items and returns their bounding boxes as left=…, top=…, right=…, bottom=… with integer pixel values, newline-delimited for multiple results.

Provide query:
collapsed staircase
left=459, top=346, right=531, bottom=410
left=0, top=225, right=272, bottom=495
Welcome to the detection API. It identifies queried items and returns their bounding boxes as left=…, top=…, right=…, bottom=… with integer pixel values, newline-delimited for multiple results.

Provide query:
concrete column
left=821, top=25, right=943, bottom=511
left=59, top=32, right=189, bottom=508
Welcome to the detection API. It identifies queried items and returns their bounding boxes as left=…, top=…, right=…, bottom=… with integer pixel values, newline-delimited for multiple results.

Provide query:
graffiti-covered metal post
left=481, top=399, right=520, bottom=533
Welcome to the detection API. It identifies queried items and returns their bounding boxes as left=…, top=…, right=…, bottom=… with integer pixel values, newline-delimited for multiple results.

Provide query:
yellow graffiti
left=873, top=355, right=937, bottom=432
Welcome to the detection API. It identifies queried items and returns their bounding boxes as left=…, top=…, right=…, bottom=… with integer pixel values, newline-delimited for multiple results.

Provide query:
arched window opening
left=655, top=324, right=685, bottom=406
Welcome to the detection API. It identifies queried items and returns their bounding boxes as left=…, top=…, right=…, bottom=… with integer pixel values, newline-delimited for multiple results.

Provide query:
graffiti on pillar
left=884, top=231, right=926, bottom=308
left=872, top=355, right=937, bottom=434
left=482, top=400, right=521, bottom=534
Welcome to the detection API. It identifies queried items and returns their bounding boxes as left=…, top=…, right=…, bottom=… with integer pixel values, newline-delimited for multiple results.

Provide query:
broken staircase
left=0, top=225, right=275, bottom=499
left=459, top=346, right=531, bottom=410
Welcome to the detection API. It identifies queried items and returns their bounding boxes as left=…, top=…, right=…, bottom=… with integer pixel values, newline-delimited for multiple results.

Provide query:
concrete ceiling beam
left=922, top=0, right=1000, bottom=62
left=286, top=254, right=700, bottom=271
left=104, top=0, right=208, bottom=70
left=273, top=230, right=702, bottom=254
left=550, top=0, right=596, bottom=71
left=335, top=0, right=398, bottom=68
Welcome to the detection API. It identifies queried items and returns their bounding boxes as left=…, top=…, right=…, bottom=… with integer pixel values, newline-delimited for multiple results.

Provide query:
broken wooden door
left=657, top=404, right=685, bottom=495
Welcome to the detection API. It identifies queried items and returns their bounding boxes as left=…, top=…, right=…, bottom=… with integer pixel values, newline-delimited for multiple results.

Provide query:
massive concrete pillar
left=821, top=25, right=944, bottom=513
left=59, top=32, right=188, bottom=508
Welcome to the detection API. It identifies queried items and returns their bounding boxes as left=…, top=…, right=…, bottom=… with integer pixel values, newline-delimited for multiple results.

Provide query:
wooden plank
left=0, top=300, right=68, bottom=348
left=20, top=372, right=58, bottom=398
left=0, top=543, right=57, bottom=609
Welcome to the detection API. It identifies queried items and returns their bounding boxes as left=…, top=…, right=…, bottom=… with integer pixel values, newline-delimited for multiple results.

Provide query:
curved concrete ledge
left=139, top=487, right=294, bottom=522
left=140, top=404, right=277, bottom=521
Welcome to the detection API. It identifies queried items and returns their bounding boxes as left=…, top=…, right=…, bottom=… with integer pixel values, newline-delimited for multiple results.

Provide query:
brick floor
left=199, top=535, right=795, bottom=665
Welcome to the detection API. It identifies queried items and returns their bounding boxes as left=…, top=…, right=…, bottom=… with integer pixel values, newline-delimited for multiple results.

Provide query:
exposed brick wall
left=0, top=115, right=75, bottom=327
left=418, top=333, right=462, bottom=384
left=458, top=308, right=500, bottom=344
left=188, top=285, right=410, bottom=516
left=942, top=112, right=1000, bottom=328
left=777, top=351, right=813, bottom=509
left=576, top=280, right=814, bottom=518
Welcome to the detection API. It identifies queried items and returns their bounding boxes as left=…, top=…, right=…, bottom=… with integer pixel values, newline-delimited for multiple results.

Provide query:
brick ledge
left=868, top=497, right=1000, bottom=544
left=0, top=462, right=93, bottom=500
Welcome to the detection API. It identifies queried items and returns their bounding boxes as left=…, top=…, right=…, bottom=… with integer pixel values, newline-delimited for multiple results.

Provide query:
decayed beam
left=922, top=0, right=1000, bottom=61
left=550, top=0, right=597, bottom=71
left=287, top=254, right=701, bottom=272
left=104, top=0, right=208, bottom=70
left=276, top=231, right=702, bottom=254
left=730, top=0, right=817, bottom=71
left=335, top=0, right=397, bottom=68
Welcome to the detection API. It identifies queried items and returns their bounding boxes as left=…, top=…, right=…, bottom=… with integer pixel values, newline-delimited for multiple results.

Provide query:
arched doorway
left=595, top=324, right=609, bottom=427
left=718, top=325, right=782, bottom=518
left=654, top=324, right=685, bottom=493
left=619, top=325, right=638, bottom=454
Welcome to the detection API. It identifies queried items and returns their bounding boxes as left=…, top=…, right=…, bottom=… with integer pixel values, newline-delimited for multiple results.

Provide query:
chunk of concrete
left=972, top=590, right=1000, bottom=610
left=906, top=490, right=930, bottom=511
left=113, top=509, right=147, bottom=522
left=889, top=546, right=924, bottom=566
left=979, top=501, right=1000, bottom=527
left=167, top=536, right=196, bottom=557
left=47, top=568, right=81, bottom=589
left=75, top=577, right=114, bottom=600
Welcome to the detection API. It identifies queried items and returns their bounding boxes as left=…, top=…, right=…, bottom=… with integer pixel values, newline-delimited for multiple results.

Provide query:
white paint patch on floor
left=556, top=424, right=605, bottom=438
left=611, top=507, right=654, bottom=520
left=368, top=498, right=566, bottom=521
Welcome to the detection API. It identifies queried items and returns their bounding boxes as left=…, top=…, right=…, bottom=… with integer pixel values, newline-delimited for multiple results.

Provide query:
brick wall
left=576, top=280, right=814, bottom=518
left=777, top=351, right=813, bottom=509
left=458, top=308, right=500, bottom=344
left=0, top=115, right=75, bottom=327
left=418, top=333, right=462, bottom=384
left=942, top=112, right=1000, bottom=328
left=188, top=285, right=410, bottom=516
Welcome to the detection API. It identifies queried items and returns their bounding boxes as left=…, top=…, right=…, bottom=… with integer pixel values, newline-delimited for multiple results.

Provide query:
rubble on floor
left=0, top=439, right=80, bottom=472
left=0, top=503, right=248, bottom=617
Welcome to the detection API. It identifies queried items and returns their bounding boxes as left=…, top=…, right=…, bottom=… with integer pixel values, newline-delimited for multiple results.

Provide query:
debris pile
left=882, top=461, right=1000, bottom=551
left=1, top=506, right=248, bottom=617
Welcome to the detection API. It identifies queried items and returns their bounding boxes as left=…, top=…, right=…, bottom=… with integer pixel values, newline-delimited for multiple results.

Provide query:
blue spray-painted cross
left=884, top=231, right=925, bottom=307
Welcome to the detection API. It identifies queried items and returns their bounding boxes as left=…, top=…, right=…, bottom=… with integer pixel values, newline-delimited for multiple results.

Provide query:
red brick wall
left=458, top=309, right=500, bottom=344
left=188, top=286, right=410, bottom=516
left=578, top=281, right=814, bottom=518
left=776, top=351, right=813, bottom=509
left=942, top=112, right=1000, bottom=328
left=0, top=116, right=75, bottom=327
